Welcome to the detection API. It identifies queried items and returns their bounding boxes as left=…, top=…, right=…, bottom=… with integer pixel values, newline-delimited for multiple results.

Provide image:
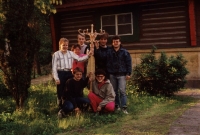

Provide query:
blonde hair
left=77, top=34, right=85, bottom=38
left=59, top=38, right=69, bottom=50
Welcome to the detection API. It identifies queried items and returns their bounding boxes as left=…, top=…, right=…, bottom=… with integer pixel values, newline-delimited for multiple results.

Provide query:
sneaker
left=115, top=105, right=121, bottom=111
left=58, top=110, right=63, bottom=119
left=122, top=108, right=129, bottom=114
left=58, top=109, right=67, bottom=118
left=117, top=107, right=121, bottom=111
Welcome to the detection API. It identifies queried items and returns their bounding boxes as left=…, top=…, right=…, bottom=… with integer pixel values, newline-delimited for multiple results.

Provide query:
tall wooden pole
left=78, top=24, right=105, bottom=90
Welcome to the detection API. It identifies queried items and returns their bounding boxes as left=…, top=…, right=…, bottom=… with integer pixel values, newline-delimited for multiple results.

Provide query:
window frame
left=100, top=12, right=133, bottom=36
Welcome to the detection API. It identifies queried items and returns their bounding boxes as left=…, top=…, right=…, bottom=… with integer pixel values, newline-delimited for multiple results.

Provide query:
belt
left=57, top=69, right=71, bottom=71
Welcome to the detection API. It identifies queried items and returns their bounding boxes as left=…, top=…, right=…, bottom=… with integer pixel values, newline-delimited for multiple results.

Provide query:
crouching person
left=58, top=67, right=91, bottom=118
left=88, top=69, right=115, bottom=114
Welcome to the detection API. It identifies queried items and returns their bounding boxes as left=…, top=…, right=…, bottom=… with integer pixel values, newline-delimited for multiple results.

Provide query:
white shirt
left=52, top=50, right=88, bottom=80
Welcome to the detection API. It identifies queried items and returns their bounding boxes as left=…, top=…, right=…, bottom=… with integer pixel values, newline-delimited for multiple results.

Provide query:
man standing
left=94, top=33, right=110, bottom=78
left=77, top=34, right=89, bottom=54
left=106, top=35, right=132, bottom=114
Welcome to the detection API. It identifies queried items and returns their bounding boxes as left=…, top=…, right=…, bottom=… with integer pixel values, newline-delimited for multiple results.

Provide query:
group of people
left=52, top=33, right=132, bottom=118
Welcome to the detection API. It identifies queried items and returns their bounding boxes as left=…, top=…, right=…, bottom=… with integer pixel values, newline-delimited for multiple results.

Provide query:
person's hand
left=75, top=107, right=81, bottom=116
left=97, top=106, right=101, bottom=111
left=126, top=75, right=131, bottom=80
left=88, top=72, right=94, bottom=81
left=88, top=50, right=93, bottom=56
left=88, top=90, right=92, bottom=93
left=55, top=80, right=60, bottom=85
left=95, top=41, right=99, bottom=49
left=75, top=107, right=80, bottom=112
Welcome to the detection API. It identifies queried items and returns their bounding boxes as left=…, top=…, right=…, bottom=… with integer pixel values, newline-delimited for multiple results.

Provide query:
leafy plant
left=132, top=47, right=189, bottom=96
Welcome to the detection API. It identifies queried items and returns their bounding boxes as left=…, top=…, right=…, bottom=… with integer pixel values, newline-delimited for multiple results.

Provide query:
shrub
left=132, top=48, right=189, bottom=96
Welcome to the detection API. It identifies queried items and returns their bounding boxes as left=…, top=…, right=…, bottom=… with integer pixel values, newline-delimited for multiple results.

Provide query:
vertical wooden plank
left=189, top=0, right=197, bottom=46
left=50, top=15, right=57, bottom=52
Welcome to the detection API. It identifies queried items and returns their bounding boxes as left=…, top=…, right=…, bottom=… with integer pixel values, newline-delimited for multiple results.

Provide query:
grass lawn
left=0, top=81, right=198, bottom=135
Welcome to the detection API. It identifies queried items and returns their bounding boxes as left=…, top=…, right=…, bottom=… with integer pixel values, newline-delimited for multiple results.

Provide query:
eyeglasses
left=96, top=75, right=105, bottom=78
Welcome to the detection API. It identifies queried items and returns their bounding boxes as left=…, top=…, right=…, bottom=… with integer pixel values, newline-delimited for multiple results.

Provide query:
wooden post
left=78, top=24, right=105, bottom=90
left=50, top=15, right=57, bottom=52
left=188, top=0, right=197, bottom=46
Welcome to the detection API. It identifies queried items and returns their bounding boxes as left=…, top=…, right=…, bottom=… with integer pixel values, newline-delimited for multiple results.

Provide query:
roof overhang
left=55, top=0, right=158, bottom=12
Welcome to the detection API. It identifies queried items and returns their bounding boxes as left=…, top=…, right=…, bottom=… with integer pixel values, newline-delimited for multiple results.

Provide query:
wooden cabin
left=50, top=0, right=200, bottom=88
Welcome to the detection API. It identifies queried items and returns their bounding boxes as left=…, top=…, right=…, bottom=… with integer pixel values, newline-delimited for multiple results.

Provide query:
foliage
left=0, top=0, right=55, bottom=110
left=132, top=47, right=189, bottom=96
left=0, top=70, right=11, bottom=97
left=0, top=82, right=197, bottom=135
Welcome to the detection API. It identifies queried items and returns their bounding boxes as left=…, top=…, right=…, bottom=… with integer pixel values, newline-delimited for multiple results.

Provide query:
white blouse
left=52, top=50, right=88, bottom=80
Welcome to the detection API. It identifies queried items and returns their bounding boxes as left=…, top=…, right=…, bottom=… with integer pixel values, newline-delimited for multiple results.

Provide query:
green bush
left=132, top=48, right=189, bottom=96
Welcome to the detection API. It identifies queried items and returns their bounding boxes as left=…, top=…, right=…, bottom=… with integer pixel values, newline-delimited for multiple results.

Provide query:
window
left=101, top=12, right=133, bottom=36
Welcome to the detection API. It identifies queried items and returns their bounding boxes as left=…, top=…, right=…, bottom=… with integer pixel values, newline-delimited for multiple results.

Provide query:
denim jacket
left=106, top=47, right=132, bottom=76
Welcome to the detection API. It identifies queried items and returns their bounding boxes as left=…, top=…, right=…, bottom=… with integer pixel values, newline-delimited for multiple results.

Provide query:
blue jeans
left=62, top=97, right=90, bottom=113
left=109, top=74, right=127, bottom=108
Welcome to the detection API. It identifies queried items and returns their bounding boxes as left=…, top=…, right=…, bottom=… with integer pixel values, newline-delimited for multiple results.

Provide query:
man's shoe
left=115, top=105, right=121, bottom=111
left=58, top=109, right=63, bottom=119
left=122, top=108, right=129, bottom=114
left=117, top=107, right=121, bottom=111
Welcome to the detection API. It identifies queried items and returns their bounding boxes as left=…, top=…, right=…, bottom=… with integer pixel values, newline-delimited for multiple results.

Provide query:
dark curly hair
left=95, top=69, right=107, bottom=81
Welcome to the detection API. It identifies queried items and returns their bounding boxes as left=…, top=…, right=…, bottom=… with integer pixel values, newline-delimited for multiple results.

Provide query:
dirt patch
left=168, top=90, right=200, bottom=135
left=175, top=89, right=200, bottom=99
left=31, top=74, right=53, bottom=85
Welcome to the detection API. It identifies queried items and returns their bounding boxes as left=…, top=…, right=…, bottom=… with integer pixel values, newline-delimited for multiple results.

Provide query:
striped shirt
left=52, top=50, right=88, bottom=80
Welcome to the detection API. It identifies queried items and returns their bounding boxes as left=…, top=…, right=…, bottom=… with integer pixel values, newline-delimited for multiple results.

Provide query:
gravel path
left=168, top=90, right=200, bottom=135
left=31, top=74, right=53, bottom=85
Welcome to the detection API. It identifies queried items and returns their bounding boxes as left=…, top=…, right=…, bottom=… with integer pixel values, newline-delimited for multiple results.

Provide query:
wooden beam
left=55, top=0, right=157, bottom=12
left=188, top=0, right=197, bottom=46
left=50, top=15, right=57, bottom=52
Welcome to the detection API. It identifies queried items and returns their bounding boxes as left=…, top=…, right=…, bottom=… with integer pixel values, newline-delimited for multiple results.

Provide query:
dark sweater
left=94, top=45, right=110, bottom=71
left=63, top=77, right=89, bottom=108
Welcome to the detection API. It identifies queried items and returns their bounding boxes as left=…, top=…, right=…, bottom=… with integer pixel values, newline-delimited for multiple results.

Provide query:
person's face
left=99, top=38, right=107, bottom=47
left=73, top=47, right=81, bottom=55
left=78, top=35, right=85, bottom=45
left=60, top=41, right=68, bottom=52
left=95, top=74, right=105, bottom=83
left=74, top=71, right=82, bottom=81
left=112, top=39, right=121, bottom=48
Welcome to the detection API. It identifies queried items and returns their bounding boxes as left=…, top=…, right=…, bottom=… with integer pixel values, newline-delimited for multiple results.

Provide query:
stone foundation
left=129, top=47, right=200, bottom=88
